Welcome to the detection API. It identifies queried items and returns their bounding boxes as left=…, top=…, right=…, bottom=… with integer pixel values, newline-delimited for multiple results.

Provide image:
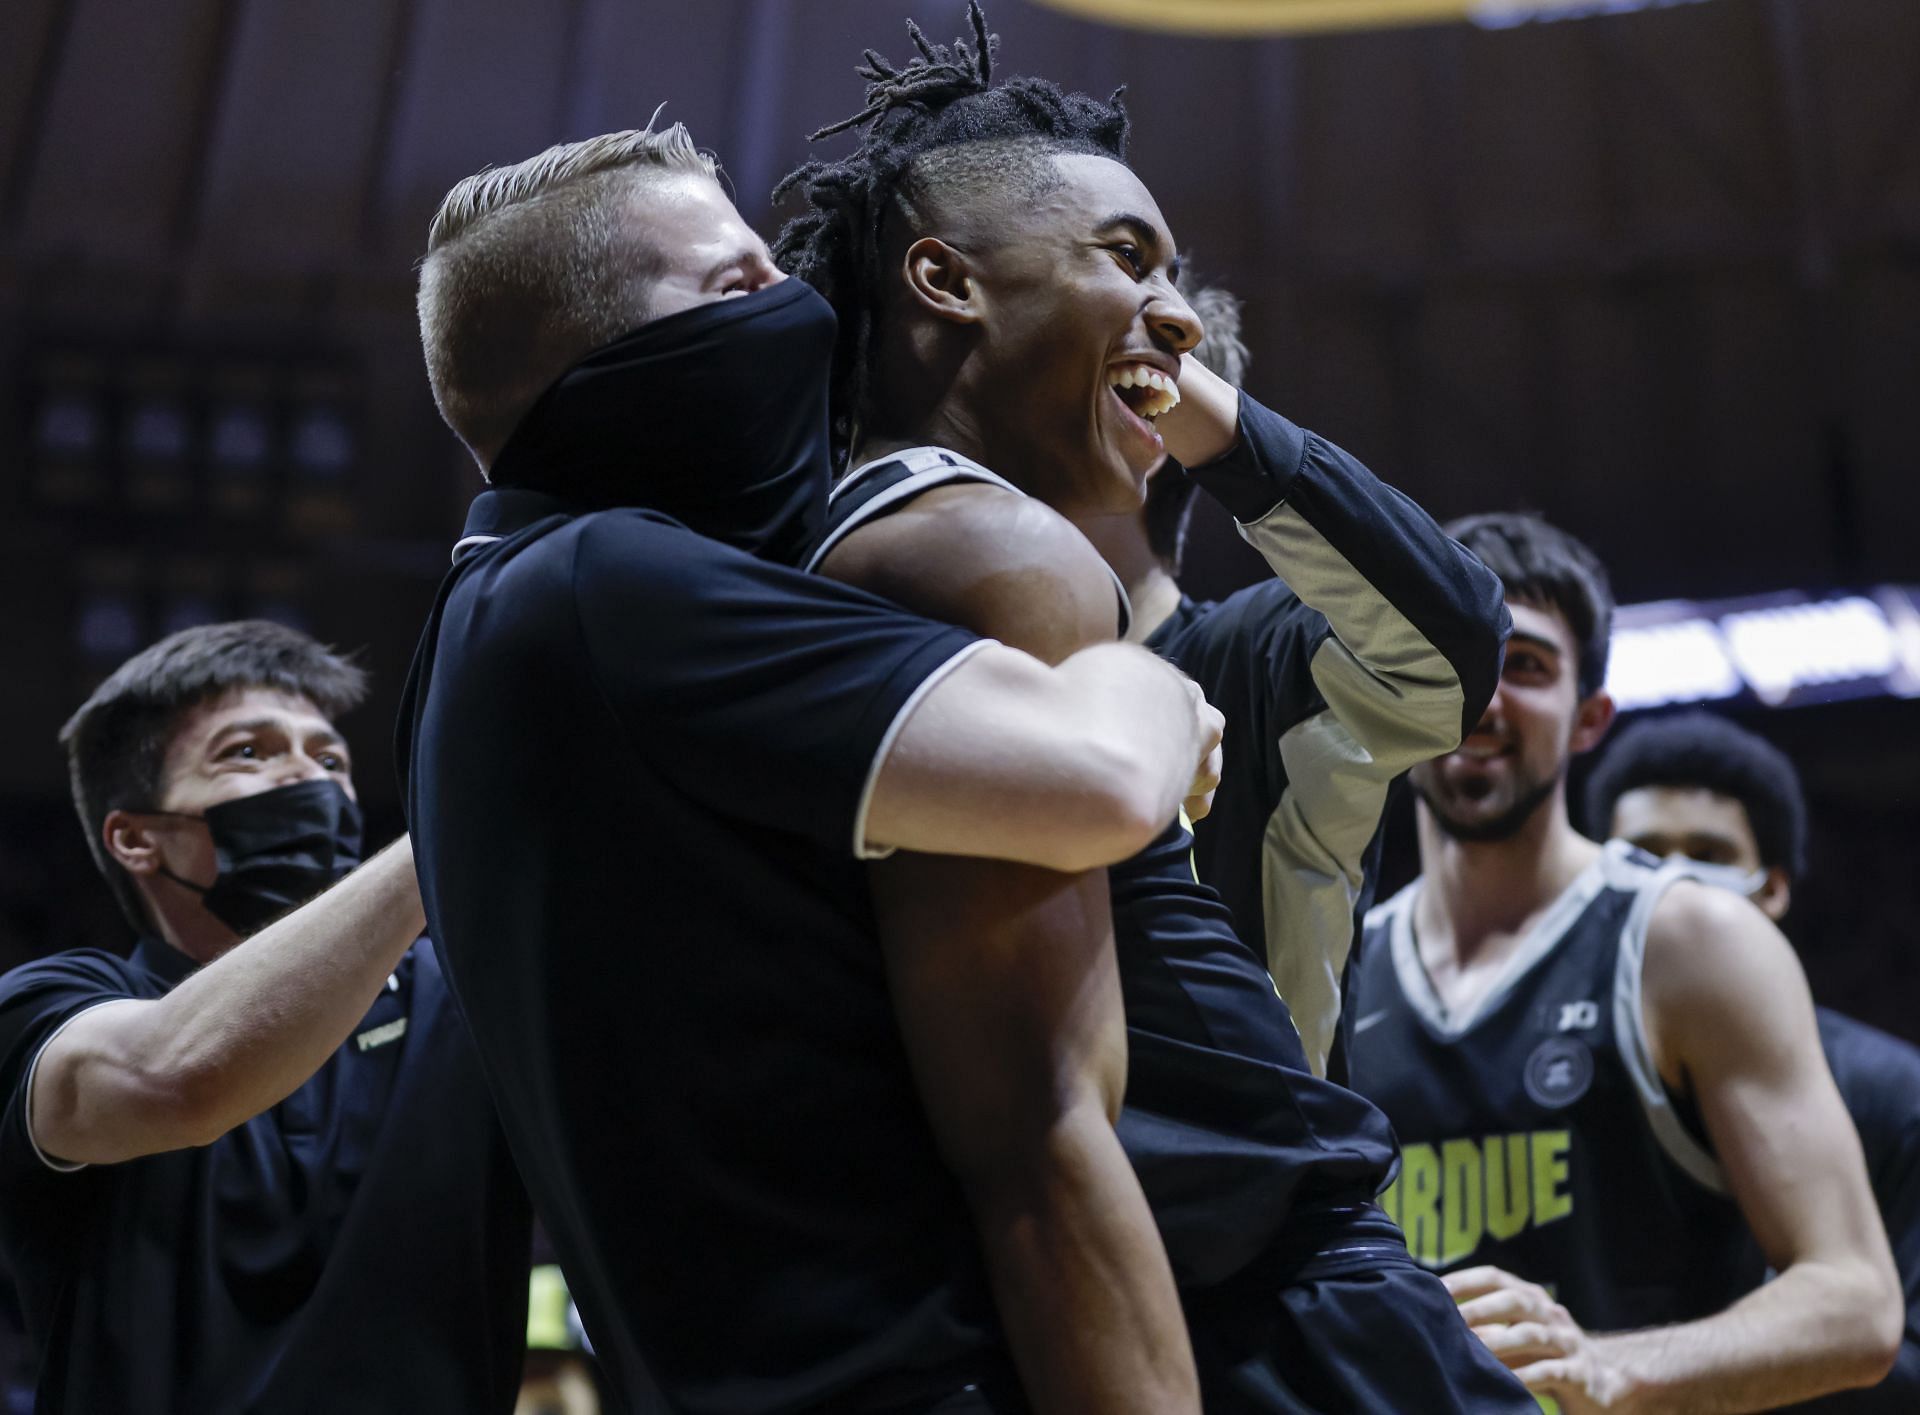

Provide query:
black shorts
left=850, top=1370, right=1027, bottom=1415
left=1185, top=1204, right=1538, bottom=1415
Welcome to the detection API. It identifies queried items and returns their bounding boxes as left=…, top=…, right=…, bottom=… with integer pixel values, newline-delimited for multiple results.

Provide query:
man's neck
left=1413, top=789, right=1601, bottom=968
left=856, top=398, right=1105, bottom=524
left=856, top=398, right=995, bottom=478
left=142, top=888, right=242, bottom=969
left=1077, top=511, right=1182, bottom=643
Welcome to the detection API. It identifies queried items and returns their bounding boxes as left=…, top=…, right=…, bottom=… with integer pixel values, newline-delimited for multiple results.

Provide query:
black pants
left=1186, top=1204, right=1539, bottom=1414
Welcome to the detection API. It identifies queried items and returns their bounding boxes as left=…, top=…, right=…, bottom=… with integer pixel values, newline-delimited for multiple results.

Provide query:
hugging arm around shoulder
left=571, top=509, right=1196, bottom=873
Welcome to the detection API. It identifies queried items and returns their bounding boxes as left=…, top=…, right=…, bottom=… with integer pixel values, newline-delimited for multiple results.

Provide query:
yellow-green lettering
left=1400, top=1143, right=1443, bottom=1266
left=1485, top=1133, right=1531, bottom=1241
left=1441, top=1138, right=1484, bottom=1265
left=1531, top=1130, right=1573, bottom=1227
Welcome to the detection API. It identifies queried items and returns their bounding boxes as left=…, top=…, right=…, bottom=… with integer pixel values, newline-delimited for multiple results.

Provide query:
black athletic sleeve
left=569, top=511, right=983, bottom=857
left=0, top=954, right=138, bottom=1181
left=1186, top=391, right=1509, bottom=745
left=1169, top=393, right=1510, bottom=1073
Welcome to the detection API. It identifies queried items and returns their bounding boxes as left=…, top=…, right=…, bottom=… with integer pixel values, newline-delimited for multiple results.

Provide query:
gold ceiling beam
left=1025, top=0, right=1608, bottom=37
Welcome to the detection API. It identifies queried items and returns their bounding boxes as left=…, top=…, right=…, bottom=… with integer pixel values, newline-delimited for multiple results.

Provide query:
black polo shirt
left=0, top=934, right=530, bottom=1413
left=398, top=489, right=1007, bottom=1415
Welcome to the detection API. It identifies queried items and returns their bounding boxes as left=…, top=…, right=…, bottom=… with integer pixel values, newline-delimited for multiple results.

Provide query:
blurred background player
left=517, top=1261, right=605, bottom=1415
left=1587, top=710, right=1920, bottom=1411
left=1346, top=513, right=1899, bottom=1411
left=0, top=621, right=528, bottom=1414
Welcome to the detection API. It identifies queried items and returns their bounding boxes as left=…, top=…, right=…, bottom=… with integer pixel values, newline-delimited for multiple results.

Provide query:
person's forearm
left=1051, top=641, right=1208, bottom=836
left=871, top=642, right=1210, bottom=871
left=971, top=1101, right=1199, bottom=1415
left=120, top=839, right=421, bottom=1149
left=1182, top=389, right=1509, bottom=755
left=1592, top=1261, right=1899, bottom=1413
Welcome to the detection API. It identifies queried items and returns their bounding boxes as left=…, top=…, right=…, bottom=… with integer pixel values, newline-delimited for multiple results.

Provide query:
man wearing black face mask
left=404, top=123, right=1223, bottom=1415
left=0, top=620, right=530, bottom=1414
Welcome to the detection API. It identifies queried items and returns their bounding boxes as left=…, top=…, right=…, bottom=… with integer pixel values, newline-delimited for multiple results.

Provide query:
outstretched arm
left=1451, top=882, right=1900, bottom=1413
left=1155, top=360, right=1509, bottom=1071
left=27, top=837, right=422, bottom=1166
left=563, top=508, right=1218, bottom=878
left=1160, top=359, right=1509, bottom=759
left=822, top=484, right=1200, bottom=1415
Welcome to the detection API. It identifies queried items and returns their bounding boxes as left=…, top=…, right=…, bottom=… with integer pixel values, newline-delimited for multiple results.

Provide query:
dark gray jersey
left=1347, top=841, right=1764, bottom=1330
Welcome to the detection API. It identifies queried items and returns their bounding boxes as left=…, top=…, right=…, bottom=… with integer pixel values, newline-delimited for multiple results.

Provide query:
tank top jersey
left=810, top=448, right=1401, bottom=1290
left=1346, top=840, right=1765, bottom=1329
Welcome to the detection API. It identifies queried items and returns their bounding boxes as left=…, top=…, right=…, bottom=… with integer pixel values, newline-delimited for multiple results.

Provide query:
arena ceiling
left=1, top=0, right=1916, bottom=622
left=0, top=0, right=1916, bottom=996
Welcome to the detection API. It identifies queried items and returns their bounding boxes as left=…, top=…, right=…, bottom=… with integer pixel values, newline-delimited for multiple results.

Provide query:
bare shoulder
left=1643, top=877, right=1817, bottom=1073
left=819, top=482, right=1120, bottom=663
left=1645, top=878, right=1796, bottom=988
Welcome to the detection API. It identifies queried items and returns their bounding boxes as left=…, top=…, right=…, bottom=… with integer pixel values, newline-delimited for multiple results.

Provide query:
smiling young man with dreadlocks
left=776, top=7, right=1534, bottom=1411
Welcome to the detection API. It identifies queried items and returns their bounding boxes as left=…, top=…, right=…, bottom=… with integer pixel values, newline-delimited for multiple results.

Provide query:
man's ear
left=1569, top=690, right=1618, bottom=756
left=1755, top=866, right=1792, bottom=924
left=901, top=236, right=983, bottom=327
left=103, top=810, right=163, bottom=876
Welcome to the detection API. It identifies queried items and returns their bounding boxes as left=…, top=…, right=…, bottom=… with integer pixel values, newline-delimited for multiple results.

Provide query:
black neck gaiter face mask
left=487, top=278, right=840, bottom=569
left=154, top=779, right=364, bottom=937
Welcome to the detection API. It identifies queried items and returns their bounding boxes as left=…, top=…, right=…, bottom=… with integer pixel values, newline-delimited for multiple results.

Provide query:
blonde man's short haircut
left=417, top=120, right=720, bottom=468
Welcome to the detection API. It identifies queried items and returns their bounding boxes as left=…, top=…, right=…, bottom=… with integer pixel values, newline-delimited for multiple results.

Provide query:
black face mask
left=152, top=779, right=364, bottom=937
left=488, top=278, right=839, bottom=569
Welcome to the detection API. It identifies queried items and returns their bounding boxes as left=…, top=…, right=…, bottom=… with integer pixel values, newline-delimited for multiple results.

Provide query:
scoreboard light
left=1606, top=588, right=1920, bottom=712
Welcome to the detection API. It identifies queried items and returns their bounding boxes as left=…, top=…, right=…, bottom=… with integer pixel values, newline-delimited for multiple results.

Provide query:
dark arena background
left=0, top=0, right=1916, bottom=1407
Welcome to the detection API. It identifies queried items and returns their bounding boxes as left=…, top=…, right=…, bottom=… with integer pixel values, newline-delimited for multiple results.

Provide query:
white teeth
left=1107, top=363, right=1182, bottom=421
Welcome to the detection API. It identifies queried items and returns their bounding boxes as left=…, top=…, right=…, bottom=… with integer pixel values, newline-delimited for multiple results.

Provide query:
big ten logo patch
left=1380, top=1131, right=1573, bottom=1268
left=1524, top=1036, right=1595, bottom=1109
left=1556, top=999, right=1599, bottom=1032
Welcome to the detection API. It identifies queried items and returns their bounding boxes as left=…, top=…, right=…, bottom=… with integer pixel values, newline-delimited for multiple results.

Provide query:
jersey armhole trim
left=851, top=638, right=993, bottom=861
left=810, top=451, right=1020, bottom=573
left=23, top=996, right=143, bottom=1174
left=1614, top=864, right=1731, bottom=1195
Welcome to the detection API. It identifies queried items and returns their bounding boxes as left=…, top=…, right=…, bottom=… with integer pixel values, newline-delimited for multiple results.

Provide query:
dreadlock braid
left=772, top=0, right=1130, bottom=466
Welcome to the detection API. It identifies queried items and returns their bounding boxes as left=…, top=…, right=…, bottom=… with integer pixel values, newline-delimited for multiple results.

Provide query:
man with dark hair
left=404, top=114, right=1226, bottom=1415
left=1585, top=710, right=1807, bottom=919
left=1588, top=710, right=1920, bottom=1411
left=1346, top=512, right=1901, bottom=1411
left=0, top=620, right=529, bottom=1413
left=778, top=10, right=1536, bottom=1411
